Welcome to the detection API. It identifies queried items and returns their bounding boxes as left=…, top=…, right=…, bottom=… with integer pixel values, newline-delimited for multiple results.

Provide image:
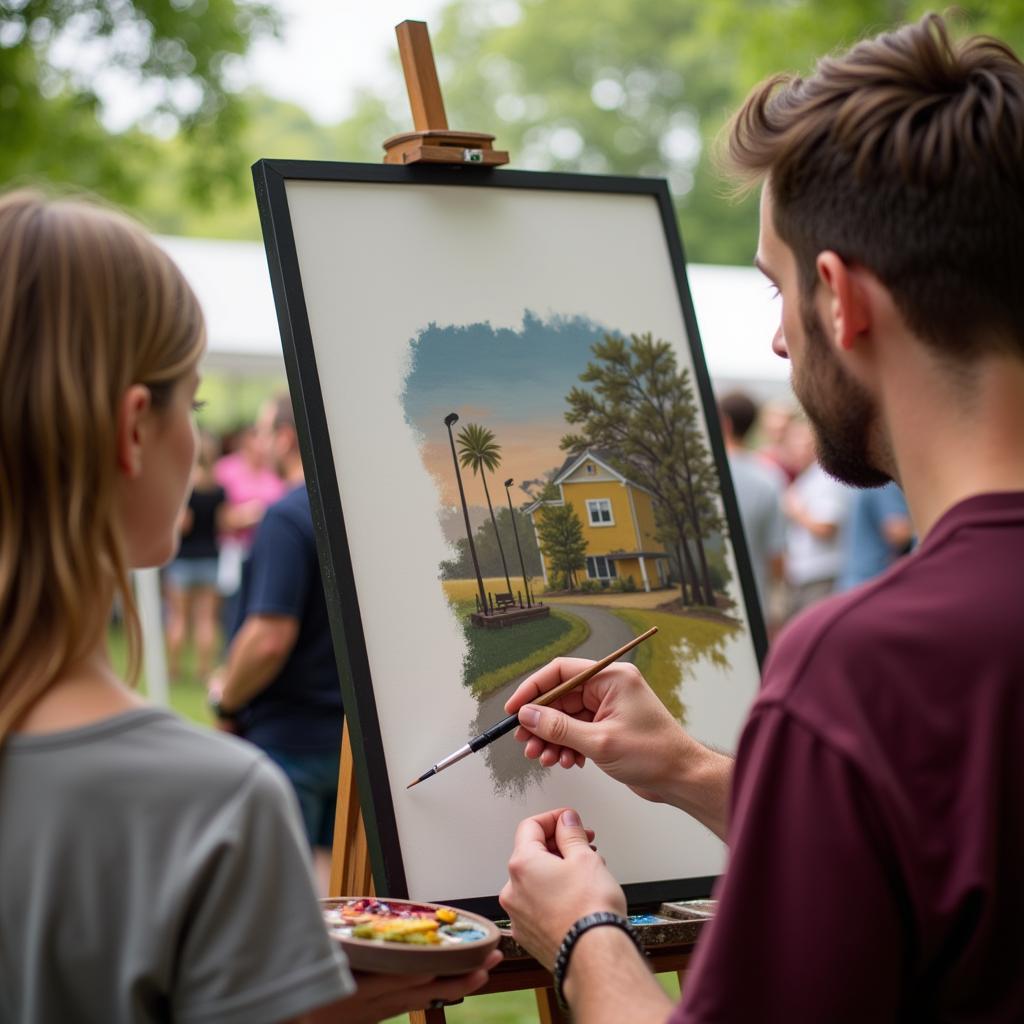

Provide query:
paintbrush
left=406, top=626, right=657, bottom=789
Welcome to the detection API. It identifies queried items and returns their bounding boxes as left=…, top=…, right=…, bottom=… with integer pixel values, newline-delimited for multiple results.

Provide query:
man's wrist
left=560, top=922, right=645, bottom=1009
left=662, top=740, right=733, bottom=837
left=554, top=912, right=643, bottom=1010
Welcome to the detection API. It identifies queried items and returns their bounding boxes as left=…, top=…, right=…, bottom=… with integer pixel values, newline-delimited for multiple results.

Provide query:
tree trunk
left=674, top=543, right=691, bottom=604
left=677, top=447, right=715, bottom=606
left=677, top=526, right=705, bottom=605
left=481, top=474, right=513, bottom=594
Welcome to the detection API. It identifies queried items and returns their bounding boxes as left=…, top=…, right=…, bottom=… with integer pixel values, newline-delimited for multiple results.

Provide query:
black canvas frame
left=253, top=158, right=767, bottom=920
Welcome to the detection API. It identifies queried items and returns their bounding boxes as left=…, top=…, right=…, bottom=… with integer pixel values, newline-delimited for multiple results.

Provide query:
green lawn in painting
left=459, top=604, right=590, bottom=697
left=613, top=608, right=742, bottom=722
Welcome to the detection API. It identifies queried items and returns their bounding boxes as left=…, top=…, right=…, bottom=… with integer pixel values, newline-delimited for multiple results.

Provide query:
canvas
left=254, top=160, right=765, bottom=918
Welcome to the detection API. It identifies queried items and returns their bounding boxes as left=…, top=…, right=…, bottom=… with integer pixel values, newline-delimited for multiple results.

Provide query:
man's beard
left=793, top=299, right=891, bottom=488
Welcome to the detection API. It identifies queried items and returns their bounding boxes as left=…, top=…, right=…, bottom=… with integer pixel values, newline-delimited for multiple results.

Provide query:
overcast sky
left=236, top=0, right=450, bottom=123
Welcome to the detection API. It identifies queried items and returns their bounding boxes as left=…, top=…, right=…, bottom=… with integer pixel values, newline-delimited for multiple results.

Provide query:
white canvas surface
left=284, top=178, right=762, bottom=901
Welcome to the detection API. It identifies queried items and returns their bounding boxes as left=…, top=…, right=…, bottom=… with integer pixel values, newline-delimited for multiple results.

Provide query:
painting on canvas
left=255, top=161, right=765, bottom=916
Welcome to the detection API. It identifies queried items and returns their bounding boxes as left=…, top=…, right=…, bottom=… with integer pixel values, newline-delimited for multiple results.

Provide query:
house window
left=586, top=498, right=614, bottom=526
left=585, top=463, right=595, bottom=474
left=586, top=556, right=618, bottom=580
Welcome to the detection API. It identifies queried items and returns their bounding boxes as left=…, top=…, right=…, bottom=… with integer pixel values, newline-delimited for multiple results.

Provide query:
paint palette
left=321, top=897, right=500, bottom=975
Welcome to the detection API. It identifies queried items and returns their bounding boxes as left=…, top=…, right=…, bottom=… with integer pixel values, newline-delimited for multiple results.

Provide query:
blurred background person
left=755, top=399, right=801, bottom=484
left=213, top=420, right=286, bottom=629
left=719, top=391, right=786, bottom=630
left=164, top=432, right=226, bottom=681
left=782, top=419, right=853, bottom=618
left=207, top=396, right=343, bottom=894
left=839, top=481, right=914, bottom=591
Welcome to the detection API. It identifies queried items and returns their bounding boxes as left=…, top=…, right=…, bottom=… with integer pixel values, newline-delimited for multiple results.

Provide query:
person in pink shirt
left=214, top=416, right=287, bottom=598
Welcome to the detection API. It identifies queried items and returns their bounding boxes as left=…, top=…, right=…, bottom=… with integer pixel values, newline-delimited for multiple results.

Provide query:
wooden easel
left=382, top=21, right=509, bottom=167
left=329, top=23, right=694, bottom=1021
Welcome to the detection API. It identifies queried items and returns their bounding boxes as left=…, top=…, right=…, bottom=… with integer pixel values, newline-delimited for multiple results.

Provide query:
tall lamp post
left=504, top=478, right=533, bottom=607
left=445, top=413, right=488, bottom=616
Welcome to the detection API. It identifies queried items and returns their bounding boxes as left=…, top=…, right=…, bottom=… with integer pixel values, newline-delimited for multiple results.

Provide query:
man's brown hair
left=727, top=13, right=1024, bottom=360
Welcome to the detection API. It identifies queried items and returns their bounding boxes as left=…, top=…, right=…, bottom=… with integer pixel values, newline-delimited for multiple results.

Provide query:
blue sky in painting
left=402, top=311, right=615, bottom=425
left=400, top=311, right=620, bottom=505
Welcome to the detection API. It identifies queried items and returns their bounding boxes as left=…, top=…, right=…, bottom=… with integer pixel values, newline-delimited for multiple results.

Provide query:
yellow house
left=525, top=450, right=670, bottom=592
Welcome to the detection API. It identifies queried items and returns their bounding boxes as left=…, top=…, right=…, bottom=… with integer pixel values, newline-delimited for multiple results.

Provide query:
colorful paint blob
left=323, top=898, right=488, bottom=946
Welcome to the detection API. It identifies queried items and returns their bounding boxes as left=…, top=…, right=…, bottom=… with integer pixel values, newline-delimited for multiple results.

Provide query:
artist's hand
left=505, top=657, right=697, bottom=806
left=306, top=951, right=502, bottom=1023
left=499, top=808, right=626, bottom=970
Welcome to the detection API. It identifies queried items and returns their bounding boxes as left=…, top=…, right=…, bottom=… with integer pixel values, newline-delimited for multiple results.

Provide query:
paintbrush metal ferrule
left=407, top=741, right=473, bottom=788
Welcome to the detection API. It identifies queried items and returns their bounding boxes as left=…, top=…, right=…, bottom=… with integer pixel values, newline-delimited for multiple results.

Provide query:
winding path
left=471, top=602, right=637, bottom=793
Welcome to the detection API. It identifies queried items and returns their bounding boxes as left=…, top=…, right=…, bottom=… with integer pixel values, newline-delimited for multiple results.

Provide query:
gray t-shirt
left=0, top=708, right=354, bottom=1024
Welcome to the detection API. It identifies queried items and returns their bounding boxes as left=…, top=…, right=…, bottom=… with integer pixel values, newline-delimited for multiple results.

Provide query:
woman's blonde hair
left=0, top=190, right=205, bottom=743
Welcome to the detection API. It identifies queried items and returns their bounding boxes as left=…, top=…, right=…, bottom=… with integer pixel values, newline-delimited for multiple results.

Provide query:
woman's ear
left=117, top=385, right=152, bottom=479
left=816, top=251, right=870, bottom=352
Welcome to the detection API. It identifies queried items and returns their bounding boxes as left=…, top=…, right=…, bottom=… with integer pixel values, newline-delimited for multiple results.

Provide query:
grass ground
left=109, top=626, right=685, bottom=1021
left=613, top=609, right=742, bottom=722
left=459, top=604, right=590, bottom=696
left=442, top=576, right=546, bottom=604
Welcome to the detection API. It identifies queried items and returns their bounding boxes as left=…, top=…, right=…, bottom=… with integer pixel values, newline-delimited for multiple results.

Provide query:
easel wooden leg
left=408, top=1009, right=447, bottom=1024
left=330, top=720, right=374, bottom=898
left=535, top=986, right=568, bottom=1023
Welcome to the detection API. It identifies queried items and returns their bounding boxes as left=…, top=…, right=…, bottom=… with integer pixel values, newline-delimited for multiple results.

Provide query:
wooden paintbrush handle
left=534, top=626, right=658, bottom=708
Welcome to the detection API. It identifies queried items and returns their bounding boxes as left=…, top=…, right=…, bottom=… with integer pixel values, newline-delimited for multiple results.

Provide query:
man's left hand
left=499, top=807, right=626, bottom=969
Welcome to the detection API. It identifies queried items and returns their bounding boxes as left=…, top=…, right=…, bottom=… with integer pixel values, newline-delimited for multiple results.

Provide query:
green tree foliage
left=441, top=505, right=542, bottom=582
left=562, top=332, right=727, bottom=606
left=424, top=0, right=1024, bottom=264
left=0, top=0, right=278, bottom=204
left=535, top=503, right=587, bottom=592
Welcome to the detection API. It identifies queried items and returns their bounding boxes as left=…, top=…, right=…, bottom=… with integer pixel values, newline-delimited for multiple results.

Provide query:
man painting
left=499, top=15, right=1024, bottom=1022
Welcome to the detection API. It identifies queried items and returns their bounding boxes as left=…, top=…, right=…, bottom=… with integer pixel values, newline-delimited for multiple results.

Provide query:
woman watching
left=0, top=190, right=497, bottom=1024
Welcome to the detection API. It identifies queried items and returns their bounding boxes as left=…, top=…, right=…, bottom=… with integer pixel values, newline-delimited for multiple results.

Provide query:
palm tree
left=445, top=413, right=488, bottom=616
left=457, top=423, right=513, bottom=595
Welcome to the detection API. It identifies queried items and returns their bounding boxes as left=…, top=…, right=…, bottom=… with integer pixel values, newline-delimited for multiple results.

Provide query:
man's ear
left=117, top=385, right=153, bottom=479
left=816, top=251, right=870, bottom=352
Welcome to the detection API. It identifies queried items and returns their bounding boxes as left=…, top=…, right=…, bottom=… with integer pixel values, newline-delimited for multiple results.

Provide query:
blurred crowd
left=163, top=402, right=287, bottom=681
left=718, top=390, right=913, bottom=640
left=164, top=394, right=342, bottom=893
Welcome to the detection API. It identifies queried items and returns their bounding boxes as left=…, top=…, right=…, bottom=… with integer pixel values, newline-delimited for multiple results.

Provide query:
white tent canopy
left=157, top=236, right=790, bottom=392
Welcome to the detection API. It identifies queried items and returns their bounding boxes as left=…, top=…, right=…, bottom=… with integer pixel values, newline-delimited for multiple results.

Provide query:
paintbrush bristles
left=532, top=626, right=658, bottom=709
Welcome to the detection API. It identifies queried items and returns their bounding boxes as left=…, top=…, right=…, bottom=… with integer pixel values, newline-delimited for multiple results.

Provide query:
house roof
left=554, top=449, right=651, bottom=495
left=523, top=497, right=563, bottom=516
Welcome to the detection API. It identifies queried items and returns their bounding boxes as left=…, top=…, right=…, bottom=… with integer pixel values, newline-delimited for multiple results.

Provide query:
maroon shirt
left=675, top=492, right=1024, bottom=1023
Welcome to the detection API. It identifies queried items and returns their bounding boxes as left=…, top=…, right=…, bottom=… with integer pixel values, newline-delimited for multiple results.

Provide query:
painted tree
left=440, top=507, right=543, bottom=581
left=456, top=423, right=513, bottom=595
left=536, top=504, right=588, bottom=592
left=561, top=332, right=727, bottom=606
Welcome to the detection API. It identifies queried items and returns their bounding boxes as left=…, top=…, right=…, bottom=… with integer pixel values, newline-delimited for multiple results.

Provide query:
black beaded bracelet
left=552, top=911, right=645, bottom=1011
